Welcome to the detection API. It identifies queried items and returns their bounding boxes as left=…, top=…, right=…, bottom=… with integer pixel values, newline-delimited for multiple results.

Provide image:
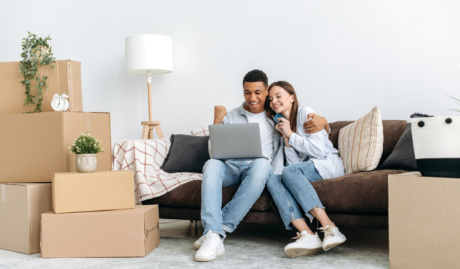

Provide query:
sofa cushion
left=379, top=113, right=431, bottom=171
left=379, top=124, right=418, bottom=171
left=160, top=134, right=210, bottom=173
left=330, top=120, right=407, bottom=167
left=312, top=169, right=406, bottom=214
left=144, top=180, right=273, bottom=212
left=338, top=106, right=384, bottom=174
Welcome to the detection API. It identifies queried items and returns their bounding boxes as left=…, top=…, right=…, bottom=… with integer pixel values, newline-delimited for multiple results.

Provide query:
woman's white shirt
left=284, top=106, right=344, bottom=179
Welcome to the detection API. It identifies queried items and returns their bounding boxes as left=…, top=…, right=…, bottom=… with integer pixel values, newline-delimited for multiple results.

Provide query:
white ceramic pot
left=31, top=45, right=50, bottom=60
left=409, top=116, right=460, bottom=178
left=76, top=154, right=97, bottom=173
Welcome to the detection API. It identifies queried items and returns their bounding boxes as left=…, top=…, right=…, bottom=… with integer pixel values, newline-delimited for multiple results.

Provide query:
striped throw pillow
left=338, top=106, right=384, bottom=174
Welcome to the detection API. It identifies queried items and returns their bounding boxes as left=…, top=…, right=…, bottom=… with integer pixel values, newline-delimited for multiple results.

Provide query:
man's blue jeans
left=267, top=160, right=324, bottom=230
left=201, top=158, right=272, bottom=238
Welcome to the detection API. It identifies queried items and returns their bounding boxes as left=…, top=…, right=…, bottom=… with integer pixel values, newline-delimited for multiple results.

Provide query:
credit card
left=273, top=113, right=285, bottom=123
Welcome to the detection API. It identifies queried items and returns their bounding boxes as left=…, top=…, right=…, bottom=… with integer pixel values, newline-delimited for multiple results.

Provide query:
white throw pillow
left=338, top=106, right=384, bottom=174
left=190, top=126, right=209, bottom=136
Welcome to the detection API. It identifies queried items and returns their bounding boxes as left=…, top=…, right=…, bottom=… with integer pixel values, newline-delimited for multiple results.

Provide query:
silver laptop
left=208, top=123, right=263, bottom=159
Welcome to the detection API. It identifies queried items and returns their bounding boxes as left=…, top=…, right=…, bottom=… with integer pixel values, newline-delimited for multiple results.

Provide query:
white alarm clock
left=51, top=93, right=70, bottom=112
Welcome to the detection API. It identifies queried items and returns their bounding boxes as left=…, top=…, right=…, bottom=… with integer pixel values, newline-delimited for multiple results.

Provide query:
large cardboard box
left=0, top=60, right=82, bottom=115
left=389, top=172, right=460, bottom=269
left=41, top=205, right=159, bottom=258
left=0, top=112, right=111, bottom=183
left=0, top=183, right=52, bottom=254
left=53, top=171, right=135, bottom=213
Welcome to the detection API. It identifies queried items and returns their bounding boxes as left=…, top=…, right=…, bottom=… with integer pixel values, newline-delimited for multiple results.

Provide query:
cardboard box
left=0, top=183, right=52, bottom=254
left=41, top=205, right=159, bottom=258
left=0, top=60, right=82, bottom=115
left=53, top=171, right=135, bottom=213
left=389, top=172, right=460, bottom=269
left=0, top=112, right=111, bottom=183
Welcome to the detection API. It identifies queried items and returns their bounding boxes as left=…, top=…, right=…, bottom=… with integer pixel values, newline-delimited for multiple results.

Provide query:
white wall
left=1, top=0, right=460, bottom=146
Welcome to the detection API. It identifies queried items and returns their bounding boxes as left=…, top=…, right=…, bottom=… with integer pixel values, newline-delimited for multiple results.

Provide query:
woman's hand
left=275, top=118, right=294, bottom=139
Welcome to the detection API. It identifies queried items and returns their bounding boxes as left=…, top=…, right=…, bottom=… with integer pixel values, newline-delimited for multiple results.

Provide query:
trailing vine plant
left=19, top=31, right=55, bottom=113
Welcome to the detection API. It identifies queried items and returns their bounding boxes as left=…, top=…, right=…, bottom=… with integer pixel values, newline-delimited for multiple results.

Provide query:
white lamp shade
left=125, top=34, right=173, bottom=74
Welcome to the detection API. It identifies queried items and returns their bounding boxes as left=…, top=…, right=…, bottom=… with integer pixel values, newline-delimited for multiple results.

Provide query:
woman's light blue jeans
left=201, top=158, right=272, bottom=238
left=267, top=160, right=324, bottom=230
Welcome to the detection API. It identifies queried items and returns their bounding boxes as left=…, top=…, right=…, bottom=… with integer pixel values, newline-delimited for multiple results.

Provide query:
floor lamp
left=125, top=34, right=172, bottom=139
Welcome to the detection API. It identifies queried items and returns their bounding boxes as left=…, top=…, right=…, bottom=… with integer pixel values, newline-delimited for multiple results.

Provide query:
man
left=194, top=70, right=328, bottom=262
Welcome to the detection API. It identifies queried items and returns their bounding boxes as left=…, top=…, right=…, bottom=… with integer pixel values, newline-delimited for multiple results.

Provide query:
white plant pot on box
left=409, top=116, right=460, bottom=178
left=76, top=154, right=97, bottom=173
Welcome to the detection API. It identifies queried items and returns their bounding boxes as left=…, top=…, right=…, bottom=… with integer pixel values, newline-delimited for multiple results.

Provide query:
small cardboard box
left=0, top=112, right=111, bottom=183
left=53, top=171, right=135, bottom=213
left=0, top=183, right=52, bottom=254
left=0, top=60, right=82, bottom=115
left=41, top=205, right=159, bottom=258
left=389, top=172, right=460, bottom=269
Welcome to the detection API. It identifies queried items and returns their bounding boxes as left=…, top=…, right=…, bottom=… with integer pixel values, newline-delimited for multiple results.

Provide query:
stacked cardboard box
left=41, top=206, right=159, bottom=258
left=52, top=171, right=135, bottom=213
left=40, top=171, right=160, bottom=258
left=0, top=60, right=82, bottom=115
left=0, top=111, right=112, bottom=182
left=0, top=183, right=52, bottom=254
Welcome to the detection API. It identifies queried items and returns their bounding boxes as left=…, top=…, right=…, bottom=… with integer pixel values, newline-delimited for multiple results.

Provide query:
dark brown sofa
left=143, top=120, right=410, bottom=229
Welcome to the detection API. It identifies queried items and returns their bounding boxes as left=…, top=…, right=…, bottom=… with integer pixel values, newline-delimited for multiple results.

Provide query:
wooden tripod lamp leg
left=142, top=124, right=149, bottom=139
left=141, top=121, right=163, bottom=139
left=154, top=124, right=164, bottom=138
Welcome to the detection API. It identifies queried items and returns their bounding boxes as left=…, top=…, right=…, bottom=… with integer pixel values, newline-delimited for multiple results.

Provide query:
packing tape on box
left=67, top=61, right=72, bottom=94
left=131, top=230, right=145, bottom=239
left=1, top=184, right=5, bottom=202
left=145, top=222, right=159, bottom=237
left=86, top=113, right=92, bottom=130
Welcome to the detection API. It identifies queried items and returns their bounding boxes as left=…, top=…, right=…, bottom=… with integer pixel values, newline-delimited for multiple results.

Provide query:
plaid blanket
left=112, top=138, right=203, bottom=203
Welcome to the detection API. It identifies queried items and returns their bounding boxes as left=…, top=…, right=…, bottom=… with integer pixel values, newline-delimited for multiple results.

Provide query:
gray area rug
left=1, top=235, right=388, bottom=269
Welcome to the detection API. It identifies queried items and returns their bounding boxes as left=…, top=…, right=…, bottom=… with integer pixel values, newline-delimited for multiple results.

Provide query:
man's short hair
left=243, top=70, right=268, bottom=87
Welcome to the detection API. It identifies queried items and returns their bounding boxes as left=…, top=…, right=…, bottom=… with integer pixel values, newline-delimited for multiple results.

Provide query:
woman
left=265, top=81, right=346, bottom=258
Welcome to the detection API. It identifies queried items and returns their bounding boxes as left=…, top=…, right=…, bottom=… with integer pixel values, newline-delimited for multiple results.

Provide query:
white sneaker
left=193, top=235, right=225, bottom=249
left=193, top=236, right=204, bottom=249
left=319, top=225, right=346, bottom=251
left=194, top=231, right=225, bottom=262
left=284, top=232, right=323, bottom=258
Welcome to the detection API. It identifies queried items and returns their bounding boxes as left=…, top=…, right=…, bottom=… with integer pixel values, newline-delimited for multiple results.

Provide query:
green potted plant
left=19, top=31, right=56, bottom=113
left=69, top=132, right=104, bottom=173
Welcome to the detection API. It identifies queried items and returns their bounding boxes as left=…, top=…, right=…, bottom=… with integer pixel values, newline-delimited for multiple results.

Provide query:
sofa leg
left=189, top=220, right=199, bottom=235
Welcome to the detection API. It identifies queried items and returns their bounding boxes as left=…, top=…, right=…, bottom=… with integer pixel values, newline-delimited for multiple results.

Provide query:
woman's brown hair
left=265, top=81, right=299, bottom=133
